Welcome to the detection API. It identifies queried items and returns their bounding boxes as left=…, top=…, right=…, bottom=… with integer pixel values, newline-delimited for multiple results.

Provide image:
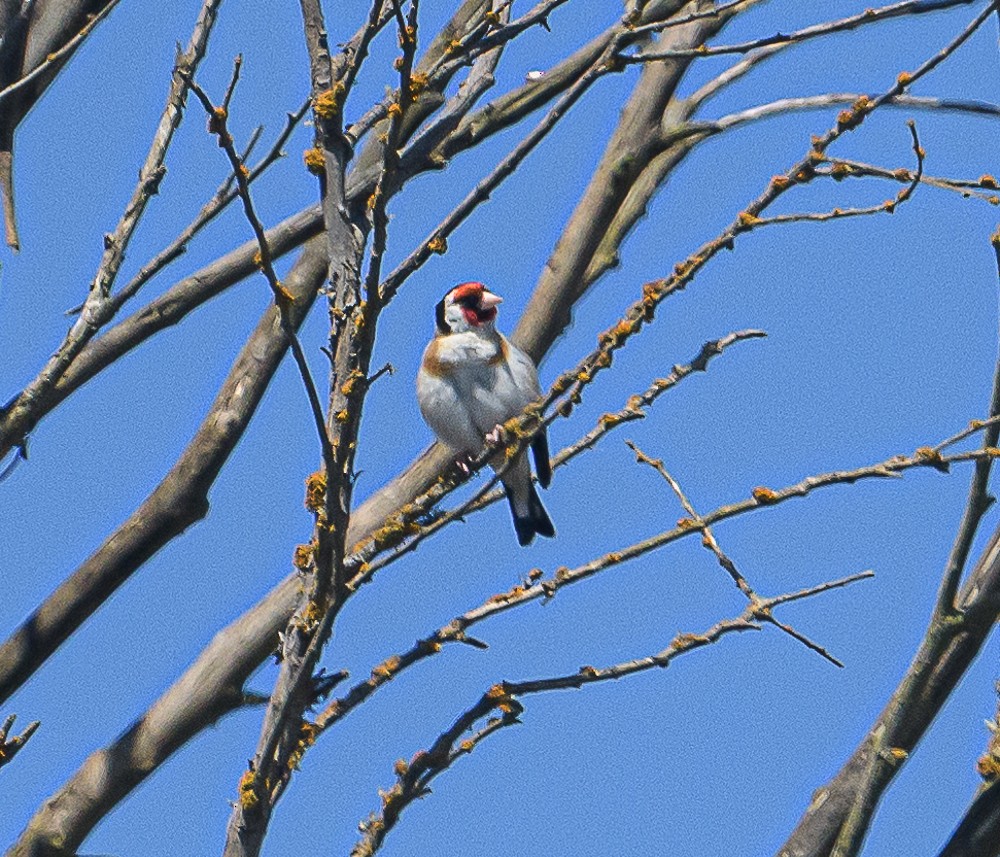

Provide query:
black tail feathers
left=508, top=482, right=555, bottom=546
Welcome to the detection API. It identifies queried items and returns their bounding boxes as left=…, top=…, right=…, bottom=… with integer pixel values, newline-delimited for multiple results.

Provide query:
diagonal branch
left=0, top=0, right=123, bottom=109
left=0, top=239, right=328, bottom=707
left=0, top=0, right=223, bottom=458
left=316, top=424, right=998, bottom=746
left=935, top=226, right=1000, bottom=614
left=512, top=0, right=737, bottom=361
left=101, top=95, right=313, bottom=315
left=222, top=2, right=396, bottom=853
left=0, top=0, right=124, bottom=249
left=184, top=62, right=334, bottom=474
left=351, top=570, right=871, bottom=857
left=627, top=0, right=981, bottom=64
left=780, top=224, right=1000, bottom=857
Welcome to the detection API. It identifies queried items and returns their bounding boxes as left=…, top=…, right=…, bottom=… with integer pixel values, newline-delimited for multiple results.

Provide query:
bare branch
left=351, top=570, right=871, bottom=857
left=0, top=0, right=122, bottom=109
left=103, top=95, right=312, bottom=315
left=222, top=2, right=400, bottom=853
left=184, top=62, right=334, bottom=474
left=0, top=239, right=328, bottom=707
left=626, top=0, right=981, bottom=64
left=0, top=0, right=124, bottom=248
left=816, top=158, right=1000, bottom=204
left=0, top=0, right=223, bottom=458
left=935, top=225, right=1000, bottom=614
left=512, top=0, right=735, bottom=361
left=380, top=3, right=635, bottom=302
left=627, top=439, right=867, bottom=668
left=324, top=423, right=999, bottom=747
left=704, top=92, right=1000, bottom=139
left=751, top=119, right=924, bottom=227
left=779, top=219, right=1000, bottom=857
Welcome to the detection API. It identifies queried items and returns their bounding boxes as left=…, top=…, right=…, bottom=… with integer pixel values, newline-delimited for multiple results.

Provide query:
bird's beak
left=479, top=291, right=503, bottom=309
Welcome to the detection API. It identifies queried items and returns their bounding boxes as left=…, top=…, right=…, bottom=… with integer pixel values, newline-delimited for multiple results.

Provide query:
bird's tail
left=507, top=481, right=555, bottom=546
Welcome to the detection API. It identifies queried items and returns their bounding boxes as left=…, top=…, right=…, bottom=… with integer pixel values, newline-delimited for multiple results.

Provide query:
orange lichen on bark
left=313, top=84, right=346, bottom=119
left=305, top=470, right=327, bottom=512
left=293, top=542, right=314, bottom=571
left=751, top=486, right=780, bottom=504
left=303, top=147, right=325, bottom=175
left=239, top=769, right=260, bottom=810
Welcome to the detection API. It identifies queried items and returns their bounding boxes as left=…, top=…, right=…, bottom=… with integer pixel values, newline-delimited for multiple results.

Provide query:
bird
left=417, top=281, right=555, bottom=546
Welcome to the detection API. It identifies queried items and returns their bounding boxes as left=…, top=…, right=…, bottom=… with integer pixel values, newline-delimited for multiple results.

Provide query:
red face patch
left=462, top=305, right=497, bottom=327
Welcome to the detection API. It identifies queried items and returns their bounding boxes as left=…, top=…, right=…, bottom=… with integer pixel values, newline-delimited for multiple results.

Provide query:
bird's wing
left=502, top=337, right=542, bottom=397
left=502, top=337, right=551, bottom=486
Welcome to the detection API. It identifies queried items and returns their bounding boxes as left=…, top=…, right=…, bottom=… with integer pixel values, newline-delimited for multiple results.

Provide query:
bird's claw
left=486, top=424, right=507, bottom=446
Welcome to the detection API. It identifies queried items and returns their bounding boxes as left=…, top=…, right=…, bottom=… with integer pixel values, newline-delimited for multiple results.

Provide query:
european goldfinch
left=417, top=282, right=555, bottom=546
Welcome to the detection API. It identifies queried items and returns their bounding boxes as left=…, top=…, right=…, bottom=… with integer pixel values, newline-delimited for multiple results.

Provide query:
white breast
left=417, top=332, right=541, bottom=454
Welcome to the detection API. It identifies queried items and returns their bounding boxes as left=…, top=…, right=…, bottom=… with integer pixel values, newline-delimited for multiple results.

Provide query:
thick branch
left=0, top=0, right=123, bottom=248
left=514, top=0, right=731, bottom=361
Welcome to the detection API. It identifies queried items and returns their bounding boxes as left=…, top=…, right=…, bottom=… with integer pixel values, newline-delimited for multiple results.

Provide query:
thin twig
left=751, top=119, right=924, bottom=228
left=626, top=439, right=853, bottom=668
left=344, top=0, right=572, bottom=145
left=0, top=713, right=40, bottom=771
left=316, top=420, right=999, bottom=748
left=0, top=0, right=223, bottom=457
left=350, top=570, right=871, bottom=857
left=360, top=0, right=418, bottom=306
left=183, top=64, right=334, bottom=476
left=628, top=0, right=761, bottom=37
left=626, top=0, right=980, bottom=64
left=816, top=159, right=1000, bottom=204
left=102, top=96, right=312, bottom=314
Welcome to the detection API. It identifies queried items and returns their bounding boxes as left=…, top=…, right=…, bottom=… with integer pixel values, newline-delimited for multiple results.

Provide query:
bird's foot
left=486, top=423, right=508, bottom=446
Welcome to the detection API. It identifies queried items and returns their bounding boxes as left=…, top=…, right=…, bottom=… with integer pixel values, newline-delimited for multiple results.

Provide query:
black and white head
left=435, top=282, right=503, bottom=335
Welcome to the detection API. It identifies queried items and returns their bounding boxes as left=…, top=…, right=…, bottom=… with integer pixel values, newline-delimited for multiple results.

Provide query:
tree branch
left=0, top=0, right=223, bottom=453
left=0, top=238, right=328, bottom=707
left=778, top=220, right=1000, bottom=857
left=626, top=0, right=980, bottom=64
left=352, top=570, right=871, bottom=857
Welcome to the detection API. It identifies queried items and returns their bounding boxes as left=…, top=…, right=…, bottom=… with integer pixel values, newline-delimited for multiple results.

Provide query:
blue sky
left=2, top=2, right=999, bottom=855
